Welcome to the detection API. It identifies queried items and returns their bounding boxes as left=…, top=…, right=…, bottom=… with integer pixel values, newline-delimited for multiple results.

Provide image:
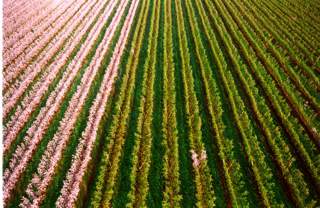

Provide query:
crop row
left=3, top=0, right=319, bottom=207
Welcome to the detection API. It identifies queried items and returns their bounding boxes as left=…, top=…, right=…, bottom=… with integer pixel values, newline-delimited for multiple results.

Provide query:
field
left=2, top=0, right=320, bottom=207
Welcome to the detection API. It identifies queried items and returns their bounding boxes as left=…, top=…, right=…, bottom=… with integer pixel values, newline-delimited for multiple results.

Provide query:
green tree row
left=125, top=0, right=160, bottom=206
left=208, top=0, right=320, bottom=205
left=88, top=0, right=150, bottom=207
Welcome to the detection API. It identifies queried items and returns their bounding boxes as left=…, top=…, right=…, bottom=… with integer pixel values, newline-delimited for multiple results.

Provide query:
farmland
left=2, top=0, right=320, bottom=207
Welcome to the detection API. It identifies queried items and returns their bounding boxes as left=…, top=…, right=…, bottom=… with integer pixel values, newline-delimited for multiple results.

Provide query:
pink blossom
left=4, top=0, right=56, bottom=42
left=190, top=149, right=207, bottom=168
left=57, top=0, right=140, bottom=206
left=3, top=0, right=88, bottom=94
left=3, top=0, right=118, bottom=204
left=3, top=0, right=107, bottom=152
left=3, top=0, right=75, bottom=68
left=200, top=150, right=207, bottom=161
left=18, top=0, right=137, bottom=206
